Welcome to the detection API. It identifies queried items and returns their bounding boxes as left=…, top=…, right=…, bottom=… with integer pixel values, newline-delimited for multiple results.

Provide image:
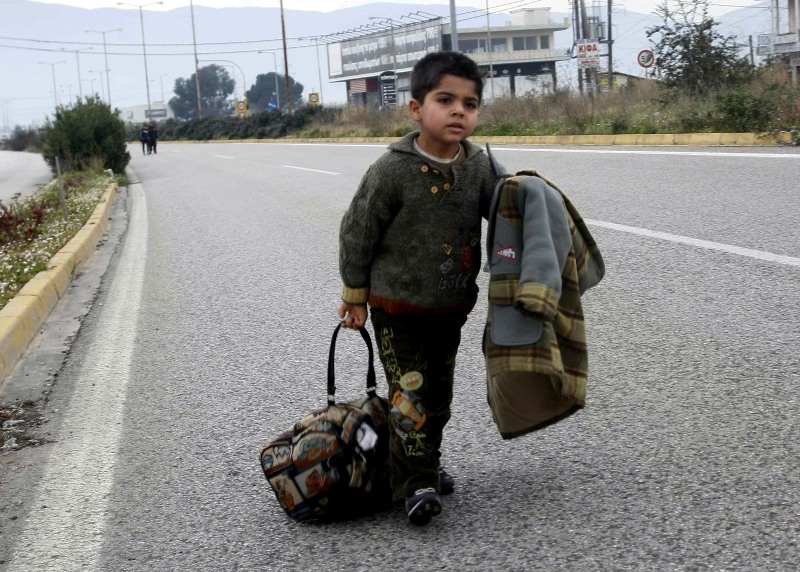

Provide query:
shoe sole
left=407, top=497, right=442, bottom=525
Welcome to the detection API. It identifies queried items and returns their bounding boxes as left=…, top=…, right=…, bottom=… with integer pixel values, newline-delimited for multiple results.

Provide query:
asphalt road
left=0, top=150, right=51, bottom=203
left=1, top=141, right=798, bottom=571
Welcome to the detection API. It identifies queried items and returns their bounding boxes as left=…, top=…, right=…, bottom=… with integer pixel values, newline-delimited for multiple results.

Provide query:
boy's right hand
left=338, top=303, right=367, bottom=329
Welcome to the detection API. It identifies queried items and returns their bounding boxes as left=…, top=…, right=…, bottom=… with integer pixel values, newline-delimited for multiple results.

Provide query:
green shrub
left=41, top=96, right=130, bottom=174
left=7, top=126, right=42, bottom=152
left=715, top=87, right=778, bottom=132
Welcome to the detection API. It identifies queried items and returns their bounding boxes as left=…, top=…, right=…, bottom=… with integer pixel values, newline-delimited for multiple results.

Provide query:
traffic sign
left=308, top=92, right=320, bottom=106
left=235, top=99, right=248, bottom=117
left=637, top=49, right=655, bottom=68
left=577, top=39, right=600, bottom=69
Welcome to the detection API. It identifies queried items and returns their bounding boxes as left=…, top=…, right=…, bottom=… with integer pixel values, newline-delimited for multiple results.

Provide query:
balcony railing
left=467, top=49, right=568, bottom=64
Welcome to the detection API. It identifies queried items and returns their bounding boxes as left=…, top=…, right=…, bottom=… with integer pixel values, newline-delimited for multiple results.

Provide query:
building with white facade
left=761, top=0, right=800, bottom=83
left=119, top=101, right=174, bottom=125
left=327, top=8, right=570, bottom=107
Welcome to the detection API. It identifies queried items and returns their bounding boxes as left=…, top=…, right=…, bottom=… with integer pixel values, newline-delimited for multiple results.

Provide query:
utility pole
left=573, top=1, right=583, bottom=93
left=450, top=0, right=459, bottom=51
left=190, top=0, right=203, bottom=118
left=579, top=0, right=595, bottom=96
left=85, top=28, right=121, bottom=106
left=279, top=0, right=292, bottom=113
left=607, top=0, right=613, bottom=91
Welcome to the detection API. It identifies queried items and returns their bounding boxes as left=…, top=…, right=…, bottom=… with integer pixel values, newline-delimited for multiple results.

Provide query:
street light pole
left=61, top=47, right=91, bottom=101
left=258, top=51, right=281, bottom=111
left=85, top=28, right=122, bottom=105
left=38, top=61, right=66, bottom=108
left=88, top=70, right=105, bottom=99
left=118, top=1, right=163, bottom=122
left=160, top=73, right=168, bottom=102
left=298, top=37, right=324, bottom=105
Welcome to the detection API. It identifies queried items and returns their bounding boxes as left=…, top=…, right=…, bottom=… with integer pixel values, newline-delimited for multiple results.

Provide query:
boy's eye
left=438, top=97, right=451, bottom=104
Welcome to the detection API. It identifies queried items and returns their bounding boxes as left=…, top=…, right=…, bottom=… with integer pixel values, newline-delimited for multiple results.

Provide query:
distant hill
left=0, top=0, right=770, bottom=128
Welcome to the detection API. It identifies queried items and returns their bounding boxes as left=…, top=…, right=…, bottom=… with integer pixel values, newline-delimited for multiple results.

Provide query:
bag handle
left=327, top=323, right=377, bottom=405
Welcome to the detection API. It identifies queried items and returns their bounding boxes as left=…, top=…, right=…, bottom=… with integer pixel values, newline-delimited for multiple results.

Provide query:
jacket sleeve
left=338, top=162, right=397, bottom=304
left=513, top=178, right=571, bottom=322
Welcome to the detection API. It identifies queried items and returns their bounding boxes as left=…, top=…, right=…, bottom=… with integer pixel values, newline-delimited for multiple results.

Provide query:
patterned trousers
left=370, top=309, right=467, bottom=501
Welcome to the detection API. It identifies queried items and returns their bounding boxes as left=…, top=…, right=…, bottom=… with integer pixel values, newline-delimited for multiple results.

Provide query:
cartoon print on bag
left=296, top=435, right=335, bottom=463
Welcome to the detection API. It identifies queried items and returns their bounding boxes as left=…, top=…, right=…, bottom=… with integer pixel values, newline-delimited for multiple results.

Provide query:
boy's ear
left=408, top=98, right=422, bottom=123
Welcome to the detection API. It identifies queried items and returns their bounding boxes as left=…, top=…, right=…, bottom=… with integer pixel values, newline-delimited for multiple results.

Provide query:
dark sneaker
left=405, top=487, right=442, bottom=525
left=439, top=466, right=455, bottom=495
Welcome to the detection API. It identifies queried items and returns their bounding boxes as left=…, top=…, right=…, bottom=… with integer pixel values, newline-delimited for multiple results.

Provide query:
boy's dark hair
left=410, top=51, right=484, bottom=103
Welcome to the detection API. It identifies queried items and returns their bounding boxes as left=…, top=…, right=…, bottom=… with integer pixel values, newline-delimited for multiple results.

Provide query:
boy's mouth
left=446, top=123, right=465, bottom=131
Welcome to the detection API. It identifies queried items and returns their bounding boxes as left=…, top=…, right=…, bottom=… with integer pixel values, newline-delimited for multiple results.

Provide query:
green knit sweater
left=339, top=131, right=497, bottom=315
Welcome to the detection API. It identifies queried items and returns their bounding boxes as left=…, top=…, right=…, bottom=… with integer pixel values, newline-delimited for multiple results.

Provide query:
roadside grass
left=298, top=76, right=799, bottom=139
left=0, top=170, right=117, bottom=310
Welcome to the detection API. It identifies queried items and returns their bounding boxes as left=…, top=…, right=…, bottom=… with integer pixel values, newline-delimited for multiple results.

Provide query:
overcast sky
left=29, top=0, right=765, bottom=18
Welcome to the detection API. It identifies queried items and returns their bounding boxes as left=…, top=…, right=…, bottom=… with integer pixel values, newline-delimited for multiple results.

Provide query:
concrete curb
left=0, top=182, right=117, bottom=384
left=163, top=132, right=795, bottom=147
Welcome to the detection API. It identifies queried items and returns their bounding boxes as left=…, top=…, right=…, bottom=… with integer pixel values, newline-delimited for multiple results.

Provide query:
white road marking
left=587, top=219, right=800, bottom=267
left=281, top=164, right=340, bottom=175
left=214, top=155, right=236, bottom=159
left=7, top=182, right=148, bottom=571
left=269, top=142, right=800, bottom=159
left=492, top=147, right=800, bottom=159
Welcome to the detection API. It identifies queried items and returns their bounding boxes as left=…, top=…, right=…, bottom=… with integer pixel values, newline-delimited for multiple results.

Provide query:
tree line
left=168, top=64, right=305, bottom=120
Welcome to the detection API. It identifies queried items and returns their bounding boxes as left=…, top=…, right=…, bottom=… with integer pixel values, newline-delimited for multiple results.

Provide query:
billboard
left=328, top=21, right=442, bottom=79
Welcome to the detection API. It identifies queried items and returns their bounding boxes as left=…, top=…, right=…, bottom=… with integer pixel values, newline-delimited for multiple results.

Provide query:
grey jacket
left=339, top=131, right=496, bottom=314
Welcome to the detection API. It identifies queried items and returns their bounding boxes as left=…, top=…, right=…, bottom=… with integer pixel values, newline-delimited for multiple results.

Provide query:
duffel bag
left=259, top=323, right=390, bottom=521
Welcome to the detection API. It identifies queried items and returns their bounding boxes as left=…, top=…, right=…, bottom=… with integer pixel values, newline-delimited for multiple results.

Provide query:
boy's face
left=409, top=74, right=480, bottom=158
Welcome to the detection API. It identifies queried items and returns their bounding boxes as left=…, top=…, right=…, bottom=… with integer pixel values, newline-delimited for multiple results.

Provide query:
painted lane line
left=266, top=143, right=800, bottom=159
left=215, top=155, right=236, bottom=159
left=281, top=164, right=341, bottom=175
left=587, top=219, right=800, bottom=267
left=7, top=182, right=148, bottom=571
left=493, top=147, right=800, bottom=159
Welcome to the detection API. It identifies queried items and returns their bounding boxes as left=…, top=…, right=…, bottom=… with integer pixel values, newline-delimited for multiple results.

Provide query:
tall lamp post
left=38, top=61, right=66, bottom=108
left=159, top=73, right=169, bottom=102
left=61, top=47, right=92, bottom=101
left=88, top=70, right=106, bottom=99
left=118, top=1, right=163, bottom=122
left=298, top=36, right=324, bottom=105
left=85, top=28, right=121, bottom=105
left=258, top=51, right=281, bottom=111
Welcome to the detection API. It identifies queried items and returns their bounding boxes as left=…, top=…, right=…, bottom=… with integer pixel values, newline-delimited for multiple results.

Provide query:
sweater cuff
left=342, top=285, right=369, bottom=305
left=513, top=282, right=559, bottom=322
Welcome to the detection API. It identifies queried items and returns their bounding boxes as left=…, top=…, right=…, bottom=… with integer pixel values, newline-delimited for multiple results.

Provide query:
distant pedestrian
left=147, top=124, right=158, bottom=154
left=138, top=124, right=149, bottom=155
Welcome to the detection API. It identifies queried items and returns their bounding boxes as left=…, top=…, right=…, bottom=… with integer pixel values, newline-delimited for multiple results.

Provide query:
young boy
left=337, top=52, right=497, bottom=525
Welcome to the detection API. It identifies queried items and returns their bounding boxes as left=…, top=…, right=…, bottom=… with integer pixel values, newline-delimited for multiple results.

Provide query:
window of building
left=460, top=38, right=490, bottom=53
left=540, top=35, right=550, bottom=50
left=512, top=36, right=538, bottom=51
left=491, top=38, right=507, bottom=52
